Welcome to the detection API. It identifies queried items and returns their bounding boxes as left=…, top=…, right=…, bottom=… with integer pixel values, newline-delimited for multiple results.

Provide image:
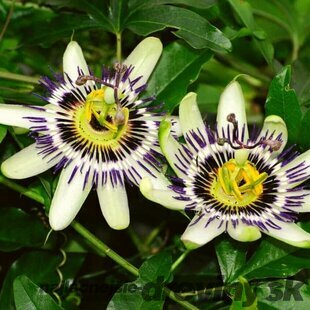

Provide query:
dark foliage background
left=0, top=0, right=309, bottom=309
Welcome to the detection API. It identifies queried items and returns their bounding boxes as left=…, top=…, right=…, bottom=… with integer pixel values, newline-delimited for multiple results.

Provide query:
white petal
left=216, top=81, right=249, bottom=142
left=299, top=194, right=310, bottom=212
left=49, top=162, right=92, bottom=231
left=167, top=115, right=182, bottom=137
left=256, top=115, right=287, bottom=158
left=179, top=92, right=205, bottom=137
left=159, top=120, right=189, bottom=178
left=227, top=223, right=261, bottom=242
left=181, top=215, right=225, bottom=249
left=97, top=176, right=129, bottom=230
left=140, top=177, right=187, bottom=210
left=123, top=37, right=163, bottom=87
left=0, top=104, right=51, bottom=129
left=276, top=149, right=310, bottom=188
left=275, top=191, right=310, bottom=213
left=126, top=155, right=170, bottom=190
left=1, top=143, right=59, bottom=179
left=63, top=41, right=89, bottom=83
left=264, top=221, right=310, bottom=248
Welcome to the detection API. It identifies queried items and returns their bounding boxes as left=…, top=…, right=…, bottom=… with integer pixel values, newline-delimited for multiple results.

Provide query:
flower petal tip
left=220, top=80, right=244, bottom=109
left=228, top=225, right=262, bottom=242
left=49, top=216, right=70, bottom=231
left=109, top=221, right=130, bottom=231
left=124, top=37, right=163, bottom=86
left=181, top=239, right=202, bottom=250
left=141, top=37, right=163, bottom=51
left=181, top=92, right=197, bottom=102
left=1, top=160, right=15, bottom=179
left=278, top=237, right=310, bottom=249
left=264, top=115, right=285, bottom=125
left=63, top=40, right=89, bottom=82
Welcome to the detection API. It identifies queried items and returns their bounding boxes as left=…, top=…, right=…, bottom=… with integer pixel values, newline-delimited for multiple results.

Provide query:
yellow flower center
left=74, top=88, right=129, bottom=147
left=211, top=157, right=268, bottom=207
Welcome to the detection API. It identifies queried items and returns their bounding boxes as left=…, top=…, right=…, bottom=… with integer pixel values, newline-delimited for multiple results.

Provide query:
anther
left=227, top=113, right=237, bottom=124
left=114, top=109, right=126, bottom=125
left=262, top=139, right=282, bottom=151
left=217, top=138, right=227, bottom=146
left=114, top=63, right=127, bottom=74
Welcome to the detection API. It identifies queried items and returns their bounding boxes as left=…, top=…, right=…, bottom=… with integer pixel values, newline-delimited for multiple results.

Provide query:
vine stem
left=0, top=174, right=44, bottom=204
left=171, top=250, right=191, bottom=273
left=0, top=174, right=198, bottom=310
left=71, top=221, right=139, bottom=277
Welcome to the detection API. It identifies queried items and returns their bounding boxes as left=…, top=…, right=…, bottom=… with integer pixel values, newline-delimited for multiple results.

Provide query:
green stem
left=0, top=174, right=44, bottom=204
left=71, top=221, right=139, bottom=276
left=171, top=250, right=191, bottom=273
left=164, top=288, right=199, bottom=310
left=0, top=175, right=198, bottom=310
left=179, top=286, right=226, bottom=298
left=0, top=71, right=39, bottom=84
left=116, top=32, right=122, bottom=63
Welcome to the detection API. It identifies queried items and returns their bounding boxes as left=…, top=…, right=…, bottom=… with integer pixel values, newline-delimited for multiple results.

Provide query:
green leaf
left=127, top=5, right=231, bottom=52
left=110, top=0, right=128, bottom=32
left=248, top=0, right=310, bottom=55
left=13, top=275, right=62, bottom=310
left=129, top=0, right=217, bottom=10
left=256, top=280, right=310, bottom=309
left=230, top=237, right=309, bottom=282
left=0, top=208, right=49, bottom=252
left=107, top=252, right=172, bottom=309
left=228, top=0, right=274, bottom=65
left=139, top=251, right=172, bottom=283
left=107, top=279, right=165, bottom=310
left=143, top=41, right=212, bottom=112
left=47, top=0, right=113, bottom=32
left=299, top=109, right=310, bottom=149
left=215, top=238, right=247, bottom=284
left=21, top=13, right=101, bottom=46
left=0, top=124, right=7, bottom=143
left=0, top=251, right=85, bottom=309
left=265, top=66, right=302, bottom=144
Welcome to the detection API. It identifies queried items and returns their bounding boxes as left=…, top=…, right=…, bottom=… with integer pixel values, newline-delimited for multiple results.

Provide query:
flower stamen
left=213, top=158, right=267, bottom=205
left=217, top=113, right=282, bottom=151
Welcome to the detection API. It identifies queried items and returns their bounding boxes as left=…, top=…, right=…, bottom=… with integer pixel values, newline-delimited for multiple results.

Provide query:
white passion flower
left=0, top=37, right=171, bottom=231
left=140, top=81, right=310, bottom=249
